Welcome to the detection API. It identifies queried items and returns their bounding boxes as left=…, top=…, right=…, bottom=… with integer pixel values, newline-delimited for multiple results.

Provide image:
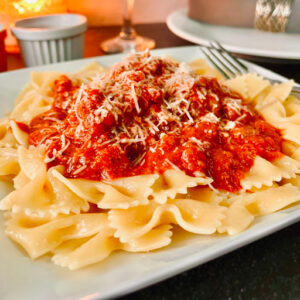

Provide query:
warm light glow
left=0, top=0, right=67, bottom=53
left=13, top=0, right=48, bottom=15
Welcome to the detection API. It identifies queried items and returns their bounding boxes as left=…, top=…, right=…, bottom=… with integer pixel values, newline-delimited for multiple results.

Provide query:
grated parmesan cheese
left=131, top=84, right=141, bottom=113
left=73, top=165, right=87, bottom=175
left=224, top=121, right=236, bottom=130
left=200, top=112, right=219, bottom=124
left=33, top=50, right=256, bottom=184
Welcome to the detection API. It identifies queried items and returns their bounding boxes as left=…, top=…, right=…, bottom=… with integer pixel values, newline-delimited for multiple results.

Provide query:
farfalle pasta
left=0, top=51, right=300, bottom=270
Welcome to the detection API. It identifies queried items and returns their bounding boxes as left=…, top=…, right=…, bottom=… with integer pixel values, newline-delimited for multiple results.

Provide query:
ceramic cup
left=12, top=14, right=87, bottom=67
left=188, top=0, right=300, bottom=33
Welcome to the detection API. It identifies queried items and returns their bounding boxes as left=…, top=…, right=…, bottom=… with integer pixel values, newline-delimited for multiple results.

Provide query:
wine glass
left=101, top=0, right=155, bottom=53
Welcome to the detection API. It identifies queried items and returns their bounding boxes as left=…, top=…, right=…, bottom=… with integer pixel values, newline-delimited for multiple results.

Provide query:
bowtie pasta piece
left=241, top=155, right=300, bottom=190
left=52, top=170, right=159, bottom=209
left=224, top=73, right=270, bottom=102
left=52, top=224, right=172, bottom=270
left=5, top=213, right=109, bottom=259
left=109, top=198, right=225, bottom=243
left=218, top=184, right=300, bottom=235
left=151, top=170, right=212, bottom=204
left=0, top=147, right=89, bottom=218
left=0, top=148, right=19, bottom=176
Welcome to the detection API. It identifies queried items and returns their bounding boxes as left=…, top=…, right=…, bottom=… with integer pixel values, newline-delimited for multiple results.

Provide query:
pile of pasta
left=1, top=59, right=300, bottom=270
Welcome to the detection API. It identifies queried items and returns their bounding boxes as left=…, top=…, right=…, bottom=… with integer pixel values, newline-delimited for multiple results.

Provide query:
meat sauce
left=24, top=53, right=283, bottom=192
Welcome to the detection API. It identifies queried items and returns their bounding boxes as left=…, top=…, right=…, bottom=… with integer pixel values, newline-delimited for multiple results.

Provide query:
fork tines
left=200, top=42, right=249, bottom=79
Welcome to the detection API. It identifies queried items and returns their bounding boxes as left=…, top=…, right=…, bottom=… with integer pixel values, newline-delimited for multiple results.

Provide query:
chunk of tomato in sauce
left=183, top=122, right=218, bottom=144
left=209, top=148, right=243, bottom=192
left=181, top=142, right=206, bottom=174
left=89, top=145, right=130, bottom=180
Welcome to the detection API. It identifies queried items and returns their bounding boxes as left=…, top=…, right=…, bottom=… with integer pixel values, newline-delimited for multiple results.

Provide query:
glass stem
left=120, top=0, right=136, bottom=40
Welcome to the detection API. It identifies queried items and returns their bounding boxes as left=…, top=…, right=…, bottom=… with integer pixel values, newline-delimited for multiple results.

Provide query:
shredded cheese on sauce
left=26, top=51, right=283, bottom=192
left=35, top=51, right=245, bottom=168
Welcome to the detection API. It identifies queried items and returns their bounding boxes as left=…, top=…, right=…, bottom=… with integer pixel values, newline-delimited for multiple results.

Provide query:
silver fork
left=200, top=41, right=300, bottom=94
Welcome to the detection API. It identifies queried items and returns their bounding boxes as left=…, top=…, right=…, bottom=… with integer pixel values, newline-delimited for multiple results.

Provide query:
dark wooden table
left=7, top=23, right=300, bottom=83
left=7, top=24, right=194, bottom=71
left=6, top=23, right=300, bottom=300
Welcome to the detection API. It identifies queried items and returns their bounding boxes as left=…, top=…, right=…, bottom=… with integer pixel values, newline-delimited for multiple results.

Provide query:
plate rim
left=167, top=8, right=300, bottom=60
left=99, top=209, right=300, bottom=299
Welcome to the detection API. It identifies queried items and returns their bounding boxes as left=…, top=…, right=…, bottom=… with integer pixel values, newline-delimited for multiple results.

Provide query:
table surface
left=6, top=24, right=300, bottom=300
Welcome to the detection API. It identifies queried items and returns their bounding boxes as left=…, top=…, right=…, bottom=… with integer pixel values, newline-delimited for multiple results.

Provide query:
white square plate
left=167, top=9, right=300, bottom=60
left=1, top=46, right=299, bottom=300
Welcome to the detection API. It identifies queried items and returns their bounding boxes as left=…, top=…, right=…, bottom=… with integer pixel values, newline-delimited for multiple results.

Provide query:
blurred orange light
left=0, top=0, right=67, bottom=53
left=0, top=0, right=67, bottom=18
left=13, top=0, right=65, bottom=15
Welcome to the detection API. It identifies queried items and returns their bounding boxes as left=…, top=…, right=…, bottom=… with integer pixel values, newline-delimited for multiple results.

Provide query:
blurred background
left=0, top=0, right=186, bottom=26
left=67, top=0, right=186, bottom=25
left=0, top=0, right=188, bottom=69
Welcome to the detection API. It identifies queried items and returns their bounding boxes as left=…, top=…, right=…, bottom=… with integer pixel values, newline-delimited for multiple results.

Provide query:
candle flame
left=13, top=0, right=46, bottom=14
left=2, top=0, right=68, bottom=17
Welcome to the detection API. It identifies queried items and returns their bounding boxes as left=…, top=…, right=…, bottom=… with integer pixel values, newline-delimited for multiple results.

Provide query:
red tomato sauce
left=24, top=53, right=283, bottom=192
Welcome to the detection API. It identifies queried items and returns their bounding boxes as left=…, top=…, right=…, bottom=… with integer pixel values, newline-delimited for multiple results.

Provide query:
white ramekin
left=12, top=14, right=87, bottom=67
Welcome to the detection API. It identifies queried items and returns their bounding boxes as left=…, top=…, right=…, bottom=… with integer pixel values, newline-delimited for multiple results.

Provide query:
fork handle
left=291, top=86, right=300, bottom=95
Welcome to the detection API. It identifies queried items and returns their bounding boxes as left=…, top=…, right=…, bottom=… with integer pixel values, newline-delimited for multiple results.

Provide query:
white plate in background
left=0, top=46, right=299, bottom=300
left=167, top=9, right=300, bottom=61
